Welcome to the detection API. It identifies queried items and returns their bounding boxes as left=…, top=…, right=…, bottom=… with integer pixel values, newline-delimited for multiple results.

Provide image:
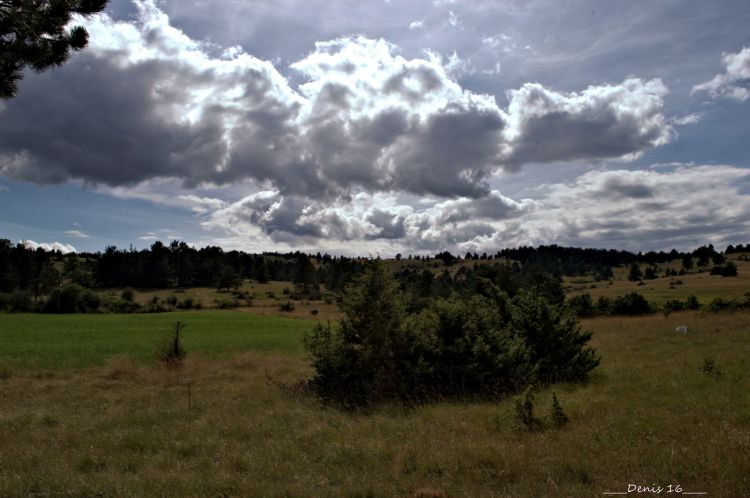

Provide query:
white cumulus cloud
left=693, top=47, right=750, bottom=101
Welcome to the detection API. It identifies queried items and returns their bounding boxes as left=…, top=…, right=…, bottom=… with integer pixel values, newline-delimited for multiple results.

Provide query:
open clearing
left=1, top=311, right=748, bottom=497
left=565, top=253, right=750, bottom=306
left=0, top=311, right=310, bottom=368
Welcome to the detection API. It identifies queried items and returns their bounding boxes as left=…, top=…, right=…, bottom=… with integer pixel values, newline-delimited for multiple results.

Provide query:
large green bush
left=509, top=291, right=599, bottom=383
left=405, top=295, right=535, bottom=398
left=304, top=261, right=599, bottom=407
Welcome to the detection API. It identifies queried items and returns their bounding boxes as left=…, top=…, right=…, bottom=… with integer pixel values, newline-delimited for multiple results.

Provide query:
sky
left=1, top=0, right=749, bottom=256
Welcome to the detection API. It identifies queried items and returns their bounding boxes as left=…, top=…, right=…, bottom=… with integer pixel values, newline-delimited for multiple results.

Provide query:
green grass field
left=0, top=311, right=313, bottom=368
left=0, top=310, right=749, bottom=496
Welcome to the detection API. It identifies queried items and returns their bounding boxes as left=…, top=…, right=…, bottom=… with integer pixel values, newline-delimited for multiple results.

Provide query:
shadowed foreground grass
left=0, top=311, right=748, bottom=496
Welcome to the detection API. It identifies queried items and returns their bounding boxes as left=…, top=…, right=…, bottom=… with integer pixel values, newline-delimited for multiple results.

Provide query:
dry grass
left=565, top=254, right=750, bottom=305
left=1, top=311, right=748, bottom=496
left=98, top=280, right=342, bottom=320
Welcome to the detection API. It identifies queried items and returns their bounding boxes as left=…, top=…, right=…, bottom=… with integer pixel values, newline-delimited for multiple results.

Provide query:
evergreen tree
left=627, top=262, right=643, bottom=281
left=1, top=0, right=108, bottom=98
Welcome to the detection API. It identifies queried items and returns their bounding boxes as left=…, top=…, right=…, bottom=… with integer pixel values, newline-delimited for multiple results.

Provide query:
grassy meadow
left=101, top=280, right=341, bottom=320
left=1, top=310, right=749, bottom=496
left=0, top=311, right=310, bottom=368
left=565, top=253, right=750, bottom=306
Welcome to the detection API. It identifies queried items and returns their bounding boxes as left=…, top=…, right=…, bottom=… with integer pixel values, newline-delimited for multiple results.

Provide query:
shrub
left=44, top=284, right=100, bottom=313
left=663, top=299, right=685, bottom=314
left=215, top=297, right=239, bottom=309
left=595, top=296, right=612, bottom=315
left=157, top=321, right=187, bottom=365
left=700, top=358, right=722, bottom=376
left=107, top=299, right=141, bottom=313
left=405, top=295, right=534, bottom=398
left=77, top=289, right=101, bottom=312
left=121, top=288, right=135, bottom=302
left=304, top=261, right=409, bottom=406
left=514, top=385, right=542, bottom=431
left=566, top=293, right=595, bottom=317
left=305, top=261, right=598, bottom=407
left=710, top=262, right=738, bottom=277
left=509, top=291, right=600, bottom=383
left=177, top=297, right=195, bottom=310
left=279, top=301, right=295, bottom=312
left=611, top=292, right=651, bottom=316
left=684, top=294, right=700, bottom=310
left=550, top=392, right=569, bottom=427
left=0, top=290, right=34, bottom=311
left=706, top=297, right=736, bottom=312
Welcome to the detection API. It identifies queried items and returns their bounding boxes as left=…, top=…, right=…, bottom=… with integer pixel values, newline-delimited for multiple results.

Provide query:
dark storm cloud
left=435, top=190, right=535, bottom=223
left=365, top=209, right=407, bottom=240
left=600, top=176, right=654, bottom=199
left=0, top=56, right=228, bottom=186
left=0, top=3, right=675, bottom=201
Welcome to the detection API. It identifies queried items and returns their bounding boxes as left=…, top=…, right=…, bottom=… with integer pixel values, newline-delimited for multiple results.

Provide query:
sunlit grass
left=565, top=254, right=750, bottom=306
left=0, top=311, right=313, bottom=368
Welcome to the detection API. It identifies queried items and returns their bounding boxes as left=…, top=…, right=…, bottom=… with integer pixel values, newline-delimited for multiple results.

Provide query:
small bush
left=157, top=321, right=187, bottom=366
left=121, top=288, right=135, bottom=302
left=706, top=297, right=736, bottom=312
left=709, top=262, right=738, bottom=277
left=663, top=299, right=685, bottom=314
left=595, top=296, right=612, bottom=315
left=566, top=293, right=595, bottom=317
left=0, top=290, right=34, bottom=312
left=44, top=284, right=100, bottom=313
left=279, top=301, right=295, bottom=312
left=215, top=297, right=239, bottom=309
left=684, top=294, right=700, bottom=310
left=700, top=358, right=722, bottom=376
left=550, top=392, right=569, bottom=427
left=514, top=385, right=543, bottom=431
left=107, top=299, right=141, bottom=313
left=611, top=292, right=651, bottom=316
left=177, top=297, right=198, bottom=310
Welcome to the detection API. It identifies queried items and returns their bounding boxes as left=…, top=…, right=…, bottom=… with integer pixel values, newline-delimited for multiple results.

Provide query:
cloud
left=448, top=11, right=462, bottom=28
left=409, top=19, right=425, bottom=29
left=20, top=240, right=77, bottom=254
left=518, top=165, right=750, bottom=251
left=502, top=78, right=673, bottom=167
left=200, top=187, right=539, bottom=252
left=672, top=113, right=703, bottom=126
left=482, top=34, right=511, bottom=49
left=693, top=47, right=750, bottom=101
left=0, top=0, right=673, bottom=202
left=194, top=164, right=750, bottom=254
left=64, top=230, right=90, bottom=239
left=0, top=0, right=694, bottom=256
